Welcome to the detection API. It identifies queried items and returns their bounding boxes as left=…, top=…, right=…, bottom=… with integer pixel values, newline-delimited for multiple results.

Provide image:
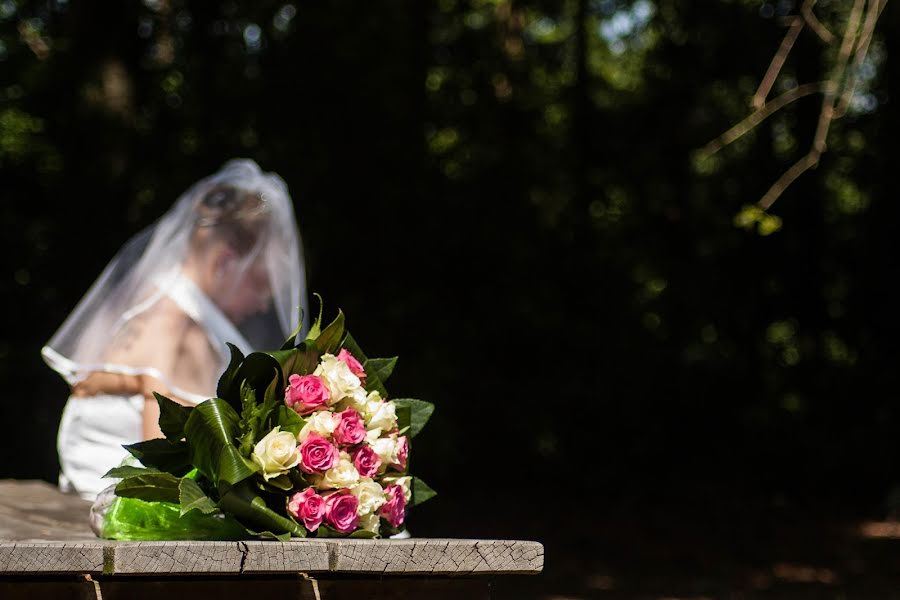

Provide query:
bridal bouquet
left=99, top=300, right=436, bottom=540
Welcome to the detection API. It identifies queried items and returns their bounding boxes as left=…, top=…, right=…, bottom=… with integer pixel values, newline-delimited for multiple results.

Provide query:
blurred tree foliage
left=1, top=0, right=898, bottom=546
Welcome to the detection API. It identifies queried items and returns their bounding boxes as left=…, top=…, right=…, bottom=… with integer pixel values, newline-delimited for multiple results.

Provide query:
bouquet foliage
left=100, top=299, right=435, bottom=540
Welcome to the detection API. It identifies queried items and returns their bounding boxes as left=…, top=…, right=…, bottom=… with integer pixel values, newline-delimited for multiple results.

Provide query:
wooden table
left=0, top=480, right=543, bottom=599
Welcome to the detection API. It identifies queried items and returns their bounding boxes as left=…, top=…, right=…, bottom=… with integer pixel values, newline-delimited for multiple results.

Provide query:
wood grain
left=0, top=481, right=544, bottom=576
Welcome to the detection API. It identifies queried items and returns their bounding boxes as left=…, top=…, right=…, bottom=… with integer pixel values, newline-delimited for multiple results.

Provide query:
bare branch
left=834, top=0, right=885, bottom=118
left=701, top=82, right=830, bottom=157
left=751, top=16, right=804, bottom=109
left=758, top=151, right=821, bottom=210
left=758, top=0, right=865, bottom=209
left=801, top=1, right=836, bottom=44
left=811, top=0, right=865, bottom=151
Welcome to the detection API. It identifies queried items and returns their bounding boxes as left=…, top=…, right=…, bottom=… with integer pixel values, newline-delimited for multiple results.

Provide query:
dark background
left=3, top=1, right=900, bottom=597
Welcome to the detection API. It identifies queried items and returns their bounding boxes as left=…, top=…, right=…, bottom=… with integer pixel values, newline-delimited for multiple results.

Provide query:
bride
left=42, top=159, right=308, bottom=500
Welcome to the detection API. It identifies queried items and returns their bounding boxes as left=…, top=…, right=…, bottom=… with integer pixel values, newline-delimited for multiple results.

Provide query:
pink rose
left=287, top=488, right=326, bottom=532
left=392, top=436, right=409, bottom=472
left=299, top=433, right=339, bottom=474
left=351, top=444, right=382, bottom=478
left=333, top=408, right=367, bottom=447
left=380, top=484, right=406, bottom=528
left=337, top=348, right=366, bottom=380
left=325, top=490, right=360, bottom=534
left=285, top=374, right=331, bottom=415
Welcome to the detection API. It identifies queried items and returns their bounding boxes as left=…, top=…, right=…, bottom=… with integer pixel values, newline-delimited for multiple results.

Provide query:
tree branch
left=758, top=0, right=865, bottom=209
left=751, top=16, right=805, bottom=109
left=701, top=82, right=830, bottom=157
left=801, top=1, right=835, bottom=44
left=834, top=0, right=885, bottom=118
left=759, top=151, right=821, bottom=210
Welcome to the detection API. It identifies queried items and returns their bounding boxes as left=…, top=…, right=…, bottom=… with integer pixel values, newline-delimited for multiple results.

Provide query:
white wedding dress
left=54, top=274, right=252, bottom=500
left=43, top=160, right=306, bottom=502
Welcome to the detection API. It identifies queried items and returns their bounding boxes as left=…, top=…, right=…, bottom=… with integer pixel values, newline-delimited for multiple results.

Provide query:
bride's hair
left=192, top=185, right=268, bottom=256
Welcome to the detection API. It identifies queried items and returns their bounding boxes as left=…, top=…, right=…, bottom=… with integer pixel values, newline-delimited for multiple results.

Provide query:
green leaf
left=261, top=368, right=282, bottom=421
left=216, top=343, right=245, bottom=400
left=313, top=524, right=342, bottom=538
left=392, top=399, right=434, bottom=438
left=250, top=530, right=293, bottom=542
left=179, top=477, right=219, bottom=516
left=103, top=466, right=160, bottom=479
left=411, top=477, right=437, bottom=507
left=123, top=438, right=192, bottom=474
left=304, top=292, right=325, bottom=342
left=280, top=306, right=306, bottom=350
left=395, top=403, right=411, bottom=437
left=184, top=398, right=258, bottom=487
left=268, top=344, right=320, bottom=379
left=341, top=332, right=389, bottom=397
left=261, top=473, right=294, bottom=491
left=314, top=309, right=345, bottom=354
left=238, top=382, right=260, bottom=456
left=102, top=465, right=161, bottom=479
left=114, top=472, right=181, bottom=503
left=275, top=405, right=306, bottom=437
left=349, top=529, right=379, bottom=539
left=366, top=357, right=398, bottom=384
left=155, top=392, right=193, bottom=441
left=218, top=480, right=306, bottom=538
left=219, top=351, right=284, bottom=412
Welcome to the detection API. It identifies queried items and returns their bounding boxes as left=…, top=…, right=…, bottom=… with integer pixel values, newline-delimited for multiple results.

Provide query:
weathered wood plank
left=326, top=539, right=545, bottom=575
left=0, top=481, right=94, bottom=542
left=107, top=540, right=331, bottom=574
left=0, top=481, right=544, bottom=576
left=0, top=576, right=492, bottom=600
left=0, top=542, right=104, bottom=573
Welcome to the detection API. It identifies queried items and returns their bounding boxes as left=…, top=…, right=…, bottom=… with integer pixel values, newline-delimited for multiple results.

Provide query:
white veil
left=42, top=159, right=307, bottom=404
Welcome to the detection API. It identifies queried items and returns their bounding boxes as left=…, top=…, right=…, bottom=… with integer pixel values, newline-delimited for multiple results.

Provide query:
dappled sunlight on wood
left=771, top=562, right=838, bottom=584
left=584, top=574, right=616, bottom=590
left=858, top=520, right=900, bottom=539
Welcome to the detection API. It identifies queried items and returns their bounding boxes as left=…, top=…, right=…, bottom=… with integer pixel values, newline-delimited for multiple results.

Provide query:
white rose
left=366, top=400, right=397, bottom=432
left=251, top=427, right=300, bottom=480
left=298, top=411, right=338, bottom=441
left=350, top=478, right=386, bottom=516
left=365, top=428, right=382, bottom=445
left=360, top=390, right=383, bottom=418
left=349, top=387, right=370, bottom=410
left=358, top=513, right=380, bottom=535
left=380, top=475, right=412, bottom=502
left=371, top=436, right=397, bottom=467
left=314, top=354, right=363, bottom=403
left=321, top=452, right=361, bottom=489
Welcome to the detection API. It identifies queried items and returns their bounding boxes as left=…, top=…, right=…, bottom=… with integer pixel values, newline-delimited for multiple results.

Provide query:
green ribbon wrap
left=100, top=496, right=247, bottom=541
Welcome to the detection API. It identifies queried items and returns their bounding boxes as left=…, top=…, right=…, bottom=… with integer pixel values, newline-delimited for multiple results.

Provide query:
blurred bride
left=42, top=159, right=308, bottom=500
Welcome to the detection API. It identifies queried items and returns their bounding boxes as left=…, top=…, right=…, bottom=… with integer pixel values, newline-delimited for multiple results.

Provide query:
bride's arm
left=74, top=303, right=195, bottom=440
